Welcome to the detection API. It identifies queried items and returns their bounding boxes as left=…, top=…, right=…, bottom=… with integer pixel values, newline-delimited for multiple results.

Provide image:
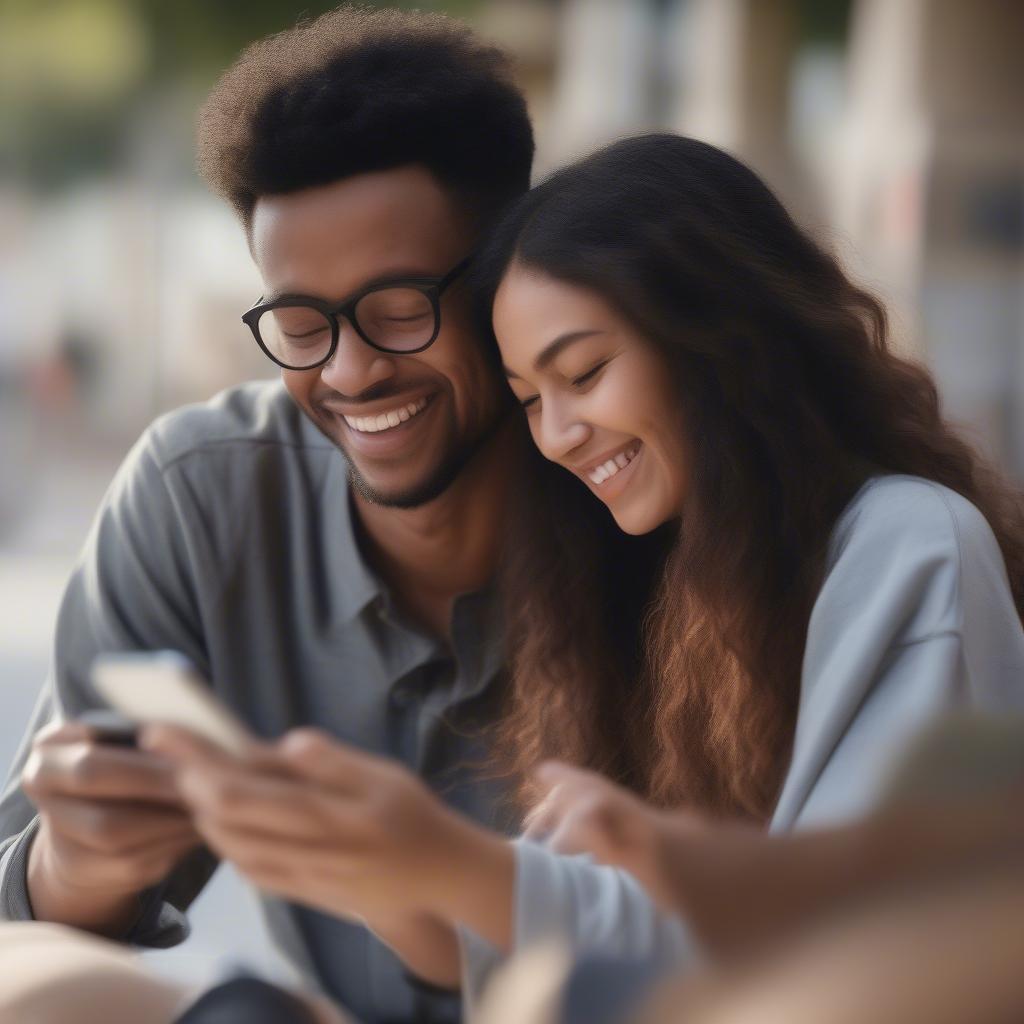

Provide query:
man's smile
left=322, top=393, right=442, bottom=459
left=342, top=396, right=430, bottom=434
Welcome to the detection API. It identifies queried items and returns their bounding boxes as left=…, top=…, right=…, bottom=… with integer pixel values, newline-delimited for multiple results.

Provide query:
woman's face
left=493, top=263, right=690, bottom=535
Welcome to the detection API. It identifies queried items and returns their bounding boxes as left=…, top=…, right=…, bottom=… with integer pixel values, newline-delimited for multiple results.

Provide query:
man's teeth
left=588, top=444, right=641, bottom=485
left=344, top=398, right=429, bottom=434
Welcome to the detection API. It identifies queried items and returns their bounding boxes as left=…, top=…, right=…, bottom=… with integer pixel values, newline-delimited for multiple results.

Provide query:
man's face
left=251, top=166, right=507, bottom=508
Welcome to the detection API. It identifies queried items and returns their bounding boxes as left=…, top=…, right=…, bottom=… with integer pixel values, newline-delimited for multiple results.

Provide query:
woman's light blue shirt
left=462, top=475, right=1024, bottom=1001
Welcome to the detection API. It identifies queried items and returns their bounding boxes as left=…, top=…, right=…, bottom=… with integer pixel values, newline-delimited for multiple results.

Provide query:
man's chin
left=306, top=398, right=508, bottom=510
left=346, top=451, right=472, bottom=510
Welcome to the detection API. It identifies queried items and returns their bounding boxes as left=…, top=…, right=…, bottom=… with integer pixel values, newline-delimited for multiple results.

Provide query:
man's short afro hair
left=197, top=4, right=534, bottom=228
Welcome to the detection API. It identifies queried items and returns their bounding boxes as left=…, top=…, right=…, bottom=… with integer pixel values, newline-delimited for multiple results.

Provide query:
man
left=0, top=7, right=533, bottom=1022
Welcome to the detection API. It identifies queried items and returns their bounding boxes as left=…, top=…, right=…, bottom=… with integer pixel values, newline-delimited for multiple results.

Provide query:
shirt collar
left=308, top=418, right=504, bottom=682
left=450, top=585, right=505, bottom=697
left=320, top=458, right=384, bottom=626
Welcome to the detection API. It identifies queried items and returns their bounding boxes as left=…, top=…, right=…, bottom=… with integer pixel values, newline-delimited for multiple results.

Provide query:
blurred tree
left=797, top=0, right=852, bottom=46
left=0, top=0, right=482, bottom=188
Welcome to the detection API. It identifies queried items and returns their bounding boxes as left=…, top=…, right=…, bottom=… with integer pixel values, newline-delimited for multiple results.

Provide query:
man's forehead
left=251, top=166, right=468, bottom=298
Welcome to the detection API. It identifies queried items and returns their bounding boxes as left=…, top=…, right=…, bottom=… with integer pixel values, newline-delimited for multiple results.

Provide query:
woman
left=148, top=134, right=1024, bottom=1000
left=479, top=132, right=1024, bottom=825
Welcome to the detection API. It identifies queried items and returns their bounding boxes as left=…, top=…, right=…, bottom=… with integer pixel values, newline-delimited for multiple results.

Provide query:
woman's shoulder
left=777, top=476, right=1022, bottom=830
left=830, top=474, right=999, bottom=572
left=820, top=474, right=1011, bottom=643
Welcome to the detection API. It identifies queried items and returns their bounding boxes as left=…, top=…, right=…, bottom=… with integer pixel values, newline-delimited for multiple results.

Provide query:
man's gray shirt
left=0, top=381, right=509, bottom=1023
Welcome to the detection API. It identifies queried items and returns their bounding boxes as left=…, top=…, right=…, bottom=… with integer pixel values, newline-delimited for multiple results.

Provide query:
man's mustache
left=314, top=381, right=435, bottom=409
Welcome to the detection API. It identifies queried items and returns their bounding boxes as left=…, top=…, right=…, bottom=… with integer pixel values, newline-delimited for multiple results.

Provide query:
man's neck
left=352, top=417, right=523, bottom=640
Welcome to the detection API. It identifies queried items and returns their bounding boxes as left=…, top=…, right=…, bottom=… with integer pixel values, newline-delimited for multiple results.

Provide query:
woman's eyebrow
left=503, top=330, right=606, bottom=378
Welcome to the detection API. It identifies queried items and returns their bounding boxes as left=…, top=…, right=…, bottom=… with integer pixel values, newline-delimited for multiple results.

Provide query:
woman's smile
left=578, top=440, right=642, bottom=487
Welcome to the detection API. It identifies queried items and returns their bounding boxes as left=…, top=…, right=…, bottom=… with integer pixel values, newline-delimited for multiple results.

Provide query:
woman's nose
left=319, top=319, right=397, bottom=396
left=536, top=398, right=590, bottom=463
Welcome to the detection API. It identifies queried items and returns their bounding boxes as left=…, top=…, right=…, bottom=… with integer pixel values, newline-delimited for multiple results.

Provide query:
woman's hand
left=143, top=726, right=466, bottom=920
left=526, top=761, right=838, bottom=960
left=141, top=725, right=516, bottom=982
left=525, top=761, right=710, bottom=911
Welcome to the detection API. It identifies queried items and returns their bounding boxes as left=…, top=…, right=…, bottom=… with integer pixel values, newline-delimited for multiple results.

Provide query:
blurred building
left=1, top=0, right=1021, bottom=503
left=488, top=0, right=1024, bottom=476
left=834, top=0, right=1024, bottom=473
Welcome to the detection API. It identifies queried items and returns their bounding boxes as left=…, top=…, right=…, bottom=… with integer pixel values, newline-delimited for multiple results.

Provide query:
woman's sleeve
left=771, top=480, right=1024, bottom=832
left=460, top=839, right=701, bottom=1011
left=461, top=479, right=1024, bottom=1005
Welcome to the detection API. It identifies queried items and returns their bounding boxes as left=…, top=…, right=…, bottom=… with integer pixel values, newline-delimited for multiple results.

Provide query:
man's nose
left=319, top=318, right=397, bottom=395
left=536, top=398, right=590, bottom=463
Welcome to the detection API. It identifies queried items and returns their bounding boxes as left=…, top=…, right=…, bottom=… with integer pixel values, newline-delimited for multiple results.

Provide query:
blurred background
left=1, top=0, right=1022, bottom=986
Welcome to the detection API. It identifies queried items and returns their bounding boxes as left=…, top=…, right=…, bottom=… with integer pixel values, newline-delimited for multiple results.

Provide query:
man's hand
left=22, top=720, right=202, bottom=937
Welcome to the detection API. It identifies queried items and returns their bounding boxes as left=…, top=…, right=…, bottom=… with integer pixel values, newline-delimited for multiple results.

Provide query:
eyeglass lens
left=257, top=287, right=436, bottom=367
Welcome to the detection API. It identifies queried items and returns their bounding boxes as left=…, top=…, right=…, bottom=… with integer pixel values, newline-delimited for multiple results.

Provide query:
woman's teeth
left=344, top=397, right=429, bottom=434
left=588, top=444, right=641, bottom=485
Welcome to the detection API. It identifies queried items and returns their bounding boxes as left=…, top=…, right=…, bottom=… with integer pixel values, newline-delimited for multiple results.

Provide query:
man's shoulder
left=143, top=380, right=333, bottom=471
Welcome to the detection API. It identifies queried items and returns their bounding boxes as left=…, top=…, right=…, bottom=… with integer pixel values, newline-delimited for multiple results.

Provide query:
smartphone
left=77, top=708, right=139, bottom=748
left=90, top=650, right=253, bottom=756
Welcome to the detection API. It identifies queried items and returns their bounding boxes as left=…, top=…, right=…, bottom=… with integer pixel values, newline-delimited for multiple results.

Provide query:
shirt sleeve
left=771, top=479, right=1024, bottom=831
left=0, top=428, right=219, bottom=946
left=459, top=838, right=700, bottom=1012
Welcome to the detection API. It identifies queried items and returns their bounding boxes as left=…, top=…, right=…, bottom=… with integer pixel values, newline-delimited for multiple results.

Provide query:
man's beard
left=337, top=403, right=509, bottom=510
left=345, top=430, right=485, bottom=509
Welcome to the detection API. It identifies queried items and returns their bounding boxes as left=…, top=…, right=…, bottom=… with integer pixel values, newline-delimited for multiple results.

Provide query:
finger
left=23, top=742, right=182, bottom=805
left=192, top=816, right=373, bottom=912
left=140, top=724, right=232, bottom=764
left=175, top=761, right=364, bottom=843
left=39, top=795, right=198, bottom=855
left=534, top=760, right=576, bottom=786
left=34, top=720, right=97, bottom=747
left=529, top=762, right=645, bottom=839
left=141, top=724, right=279, bottom=775
left=197, top=826, right=379, bottom=927
left=546, top=803, right=618, bottom=859
left=549, top=792, right=661, bottom=876
left=534, top=760, right=607, bottom=795
left=523, top=770, right=602, bottom=838
left=192, top=814, right=350, bottom=883
left=277, top=729, right=385, bottom=793
left=522, top=783, right=566, bottom=839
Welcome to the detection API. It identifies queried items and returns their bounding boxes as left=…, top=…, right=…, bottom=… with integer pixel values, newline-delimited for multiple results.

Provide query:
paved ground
left=0, top=432, right=290, bottom=989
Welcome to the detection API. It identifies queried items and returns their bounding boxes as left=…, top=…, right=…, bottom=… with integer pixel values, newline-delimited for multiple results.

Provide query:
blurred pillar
left=542, top=0, right=659, bottom=171
left=668, top=0, right=801, bottom=210
left=832, top=0, right=1024, bottom=474
left=471, top=0, right=558, bottom=174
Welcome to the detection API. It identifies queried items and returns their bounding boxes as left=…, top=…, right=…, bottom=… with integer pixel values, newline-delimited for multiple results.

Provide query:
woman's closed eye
left=516, top=361, right=609, bottom=413
left=571, top=360, right=608, bottom=389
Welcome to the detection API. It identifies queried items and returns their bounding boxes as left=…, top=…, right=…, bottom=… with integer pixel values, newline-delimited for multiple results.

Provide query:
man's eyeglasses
left=242, top=257, right=471, bottom=370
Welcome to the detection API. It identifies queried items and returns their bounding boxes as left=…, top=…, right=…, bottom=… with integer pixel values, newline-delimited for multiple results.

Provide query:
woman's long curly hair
left=472, top=134, right=1024, bottom=821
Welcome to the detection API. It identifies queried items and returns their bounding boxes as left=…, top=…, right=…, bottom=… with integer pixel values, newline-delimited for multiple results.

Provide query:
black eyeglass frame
left=242, top=256, right=471, bottom=370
